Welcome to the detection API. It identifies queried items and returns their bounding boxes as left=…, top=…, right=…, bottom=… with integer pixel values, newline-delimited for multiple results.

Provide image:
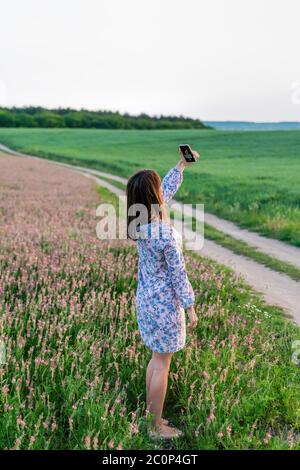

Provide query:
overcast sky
left=1, top=0, right=300, bottom=121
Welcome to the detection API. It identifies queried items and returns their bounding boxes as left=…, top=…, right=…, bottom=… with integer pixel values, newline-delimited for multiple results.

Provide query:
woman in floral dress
left=126, top=148, right=199, bottom=439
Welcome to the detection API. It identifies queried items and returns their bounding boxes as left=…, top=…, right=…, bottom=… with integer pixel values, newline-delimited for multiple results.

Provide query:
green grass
left=0, top=127, right=300, bottom=246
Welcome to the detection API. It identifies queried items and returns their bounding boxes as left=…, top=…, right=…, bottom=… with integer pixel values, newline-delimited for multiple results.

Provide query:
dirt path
left=1, top=143, right=299, bottom=324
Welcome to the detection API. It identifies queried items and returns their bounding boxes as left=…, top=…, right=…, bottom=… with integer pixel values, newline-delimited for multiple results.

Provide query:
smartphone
left=179, top=144, right=195, bottom=162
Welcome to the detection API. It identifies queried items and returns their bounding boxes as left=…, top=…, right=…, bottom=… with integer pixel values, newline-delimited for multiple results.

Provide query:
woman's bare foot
left=149, top=423, right=183, bottom=440
left=147, top=416, right=169, bottom=425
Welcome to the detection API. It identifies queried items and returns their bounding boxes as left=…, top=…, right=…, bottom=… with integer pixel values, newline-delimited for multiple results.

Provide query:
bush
left=0, top=111, right=16, bottom=127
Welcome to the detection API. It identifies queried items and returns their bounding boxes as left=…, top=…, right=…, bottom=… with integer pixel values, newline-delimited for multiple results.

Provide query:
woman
left=126, top=148, right=199, bottom=439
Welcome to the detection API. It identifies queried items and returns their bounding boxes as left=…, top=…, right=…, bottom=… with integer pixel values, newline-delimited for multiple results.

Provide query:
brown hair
left=126, top=169, right=164, bottom=240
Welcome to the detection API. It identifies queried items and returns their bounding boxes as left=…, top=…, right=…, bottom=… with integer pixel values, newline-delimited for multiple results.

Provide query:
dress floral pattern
left=135, top=167, right=195, bottom=353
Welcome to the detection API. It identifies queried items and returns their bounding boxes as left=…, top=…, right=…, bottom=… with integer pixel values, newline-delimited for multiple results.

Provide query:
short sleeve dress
left=135, top=167, right=195, bottom=353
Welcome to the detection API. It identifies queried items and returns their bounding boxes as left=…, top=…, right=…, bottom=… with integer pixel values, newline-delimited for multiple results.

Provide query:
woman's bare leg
left=146, top=351, right=183, bottom=438
left=146, top=356, right=154, bottom=405
left=146, top=352, right=182, bottom=438
left=146, top=356, right=169, bottom=425
left=147, top=352, right=172, bottom=425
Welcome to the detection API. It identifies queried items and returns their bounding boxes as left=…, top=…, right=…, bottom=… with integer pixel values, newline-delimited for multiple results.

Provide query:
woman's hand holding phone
left=176, top=145, right=200, bottom=172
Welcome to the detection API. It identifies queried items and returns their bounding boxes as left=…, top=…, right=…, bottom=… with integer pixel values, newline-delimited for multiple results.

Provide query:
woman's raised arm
left=161, top=166, right=183, bottom=203
left=161, top=148, right=199, bottom=203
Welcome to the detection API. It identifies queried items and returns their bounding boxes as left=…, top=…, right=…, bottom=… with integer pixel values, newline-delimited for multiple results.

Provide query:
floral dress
left=135, top=167, right=195, bottom=353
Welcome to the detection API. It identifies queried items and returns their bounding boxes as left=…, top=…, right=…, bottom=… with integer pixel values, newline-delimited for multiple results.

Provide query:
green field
left=1, top=128, right=300, bottom=246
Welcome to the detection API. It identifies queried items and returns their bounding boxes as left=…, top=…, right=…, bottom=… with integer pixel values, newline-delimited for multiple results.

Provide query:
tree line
left=0, top=107, right=211, bottom=130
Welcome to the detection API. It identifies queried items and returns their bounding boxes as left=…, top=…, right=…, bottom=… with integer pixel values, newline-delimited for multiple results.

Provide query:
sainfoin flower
left=108, top=439, right=115, bottom=449
left=85, top=436, right=91, bottom=449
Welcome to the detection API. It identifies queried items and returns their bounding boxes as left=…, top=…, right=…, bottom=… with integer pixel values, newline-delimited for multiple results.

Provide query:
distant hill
left=204, top=121, right=300, bottom=131
left=0, top=106, right=211, bottom=130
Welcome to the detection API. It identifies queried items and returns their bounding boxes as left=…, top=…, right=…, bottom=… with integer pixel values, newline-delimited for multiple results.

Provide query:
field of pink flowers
left=1, top=152, right=300, bottom=450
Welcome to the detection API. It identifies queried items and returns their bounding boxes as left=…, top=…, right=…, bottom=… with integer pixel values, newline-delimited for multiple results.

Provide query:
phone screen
left=179, top=145, right=195, bottom=162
